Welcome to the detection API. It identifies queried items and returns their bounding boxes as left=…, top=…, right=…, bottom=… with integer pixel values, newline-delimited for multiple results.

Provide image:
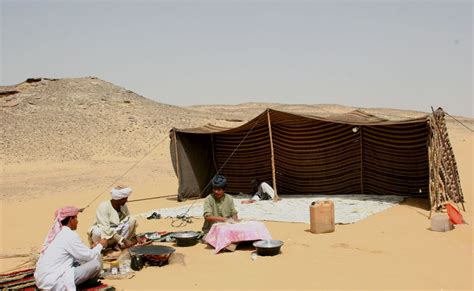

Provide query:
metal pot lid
left=130, top=245, right=176, bottom=255
left=173, top=231, right=199, bottom=239
left=253, top=240, right=284, bottom=248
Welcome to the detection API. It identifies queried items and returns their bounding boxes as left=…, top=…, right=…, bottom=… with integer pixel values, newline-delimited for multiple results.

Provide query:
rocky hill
left=1, top=77, right=471, bottom=163
left=0, top=77, right=218, bottom=163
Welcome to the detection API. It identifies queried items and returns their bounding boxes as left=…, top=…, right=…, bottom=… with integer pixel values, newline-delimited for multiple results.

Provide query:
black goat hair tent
left=170, top=108, right=464, bottom=210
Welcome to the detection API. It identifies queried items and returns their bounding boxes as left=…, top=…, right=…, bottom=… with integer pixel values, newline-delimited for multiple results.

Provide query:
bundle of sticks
left=428, top=108, right=465, bottom=214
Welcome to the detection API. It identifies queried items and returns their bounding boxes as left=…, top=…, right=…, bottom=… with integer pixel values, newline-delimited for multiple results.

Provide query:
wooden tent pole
left=428, top=127, right=434, bottom=218
left=267, top=109, right=279, bottom=200
left=210, top=133, right=218, bottom=172
left=359, top=126, right=364, bottom=194
left=173, top=130, right=181, bottom=183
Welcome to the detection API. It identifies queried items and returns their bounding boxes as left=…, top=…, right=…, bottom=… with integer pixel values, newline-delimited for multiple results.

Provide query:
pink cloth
left=204, top=221, right=272, bottom=254
left=40, top=206, right=80, bottom=254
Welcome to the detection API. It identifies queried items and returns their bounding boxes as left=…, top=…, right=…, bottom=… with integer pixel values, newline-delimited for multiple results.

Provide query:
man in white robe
left=241, top=178, right=276, bottom=204
left=88, top=186, right=138, bottom=249
left=35, top=206, right=107, bottom=290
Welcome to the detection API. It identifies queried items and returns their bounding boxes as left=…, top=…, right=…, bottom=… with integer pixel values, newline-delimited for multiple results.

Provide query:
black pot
left=130, top=245, right=176, bottom=268
left=173, top=231, right=200, bottom=247
left=253, top=240, right=284, bottom=256
left=130, top=254, right=144, bottom=271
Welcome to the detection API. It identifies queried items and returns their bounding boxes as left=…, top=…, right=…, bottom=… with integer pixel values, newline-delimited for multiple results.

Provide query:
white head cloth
left=111, top=187, right=132, bottom=200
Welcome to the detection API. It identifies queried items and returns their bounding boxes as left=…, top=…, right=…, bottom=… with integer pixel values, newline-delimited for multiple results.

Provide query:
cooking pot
left=253, top=240, right=284, bottom=256
left=129, top=245, right=175, bottom=267
left=173, top=231, right=200, bottom=247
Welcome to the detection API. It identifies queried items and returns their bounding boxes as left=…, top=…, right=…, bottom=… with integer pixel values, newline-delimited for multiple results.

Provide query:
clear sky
left=1, top=0, right=472, bottom=117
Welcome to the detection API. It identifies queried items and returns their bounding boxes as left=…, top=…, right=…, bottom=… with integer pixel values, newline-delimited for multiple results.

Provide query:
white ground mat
left=138, top=195, right=405, bottom=225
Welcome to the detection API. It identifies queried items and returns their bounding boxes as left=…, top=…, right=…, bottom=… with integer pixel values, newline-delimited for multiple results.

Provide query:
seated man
left=241, top=178, right=276, bottom=204
left=88, top=185, right=138, bottom=250
left=202, top=175, right=239, bottom=234
left=35, top=206, right=107, bottom=290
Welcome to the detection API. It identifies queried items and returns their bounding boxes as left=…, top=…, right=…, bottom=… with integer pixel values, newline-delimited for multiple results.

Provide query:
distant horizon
left=1, top=75, right=468, bottom=117
left=1, top=1, right=472, bottom=117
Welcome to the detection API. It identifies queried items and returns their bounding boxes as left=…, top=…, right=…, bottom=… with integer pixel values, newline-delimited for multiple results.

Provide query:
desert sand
left=1, top=78, right=472, bottom=290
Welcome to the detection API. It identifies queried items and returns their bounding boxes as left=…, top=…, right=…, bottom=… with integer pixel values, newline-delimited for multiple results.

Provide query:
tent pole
left=210, top=133, right=218, bottom=172
left=359, top=126, right=364, bottom=194
left=173, top=130, right=181, bottom=184
left=428, top=125, right=434, bottom=218
left=267, top=109, right=279, bottom=200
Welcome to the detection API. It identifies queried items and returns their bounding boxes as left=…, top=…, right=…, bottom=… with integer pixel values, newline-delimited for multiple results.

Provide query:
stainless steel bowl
left=173, top=231, right=200, bottom=247
left=253, top=240, right=284, bottom=256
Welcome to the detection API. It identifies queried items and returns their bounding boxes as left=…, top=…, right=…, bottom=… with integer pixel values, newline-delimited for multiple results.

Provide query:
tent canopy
left=170, top=108, right=464, bottom=209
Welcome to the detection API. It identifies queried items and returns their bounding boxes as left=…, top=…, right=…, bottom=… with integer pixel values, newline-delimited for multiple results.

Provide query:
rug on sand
left=0, top=268, right=114, bottom=291
left=138, top=194, right=405, bottom=224
left=0, top=268, right=36, bottom=290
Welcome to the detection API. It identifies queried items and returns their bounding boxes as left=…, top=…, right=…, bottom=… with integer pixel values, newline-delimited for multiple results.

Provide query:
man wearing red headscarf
left=35, top=206, right=107, bottom=290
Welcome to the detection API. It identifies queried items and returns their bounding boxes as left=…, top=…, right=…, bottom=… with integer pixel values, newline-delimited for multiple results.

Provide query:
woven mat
left=140, top=194, right=405, bottom=224
left=1, top=268, right=115, bottom=290
left=0, top=268, right=36, bottom=290
left=101, top=271, right=135, bottom=280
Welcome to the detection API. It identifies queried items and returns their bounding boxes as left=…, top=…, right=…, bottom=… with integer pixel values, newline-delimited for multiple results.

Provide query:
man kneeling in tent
left=88, top=185, right=138, bottom=250
left=35, top=206, right=107, bottom=290
left=241, top=178, right=276, bottom=204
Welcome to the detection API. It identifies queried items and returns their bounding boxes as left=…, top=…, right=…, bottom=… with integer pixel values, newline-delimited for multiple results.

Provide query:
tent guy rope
left=81, top=134, right=169, bottom=211
left=170, top=118, right=262, bottom=227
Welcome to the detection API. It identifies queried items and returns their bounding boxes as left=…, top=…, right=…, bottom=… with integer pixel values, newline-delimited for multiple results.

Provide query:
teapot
left=130, top=254, right=144, bottom=271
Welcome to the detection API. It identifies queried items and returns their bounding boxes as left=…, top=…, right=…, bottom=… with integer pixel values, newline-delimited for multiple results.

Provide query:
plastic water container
left=430, top=213, right=453, bottom=232
left=310, top=200, right=335, bottom=234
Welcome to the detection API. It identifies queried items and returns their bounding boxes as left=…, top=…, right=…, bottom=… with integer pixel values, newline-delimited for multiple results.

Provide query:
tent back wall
left=362, top=123, right=430, bottom=195
left=272, top=115, right=362, bottom=194
left=171, top=109, right=432, bottom=199
left=214, top=123, right=273, bottom=193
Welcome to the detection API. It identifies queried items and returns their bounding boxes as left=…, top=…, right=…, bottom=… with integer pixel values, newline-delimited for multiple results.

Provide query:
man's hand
left=99, top=238, right=108, bottom=248
left=226, top=218, right=240, bottom=224
left=122, top=238, right=136, bottom=249
left=92, top=238, right=108, bottom=248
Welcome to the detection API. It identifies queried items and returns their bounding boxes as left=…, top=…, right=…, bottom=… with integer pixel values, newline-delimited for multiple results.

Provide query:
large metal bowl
left=173, top=231, right=200, bottom=247
left=253, top=240, right=284, bottom=256
left=129, top=245, right=176, bottom=268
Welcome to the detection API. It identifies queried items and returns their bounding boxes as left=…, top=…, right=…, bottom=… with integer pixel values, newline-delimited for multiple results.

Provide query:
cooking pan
left=253, top=240, right=284, bottom=256
left=173, top=231, right=200, bottom=247
left=129, top=245, right=175, bottom=268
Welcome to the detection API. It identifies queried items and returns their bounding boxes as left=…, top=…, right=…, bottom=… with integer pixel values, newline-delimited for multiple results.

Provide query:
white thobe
left=252, top=182, right=275, bottom=201
left=88, top=200, right=135, bottom=244
left=34, top=226, right=103, bottom=290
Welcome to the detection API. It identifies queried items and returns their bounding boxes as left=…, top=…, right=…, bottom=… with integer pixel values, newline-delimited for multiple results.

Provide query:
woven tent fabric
left=170, top=108, right=464, bottom=210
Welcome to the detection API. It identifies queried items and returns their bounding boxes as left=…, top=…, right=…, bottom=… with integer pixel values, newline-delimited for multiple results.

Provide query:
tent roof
left=170, top=107, right=464, bottom=212
left=172, top=109, right=430, bottom=134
